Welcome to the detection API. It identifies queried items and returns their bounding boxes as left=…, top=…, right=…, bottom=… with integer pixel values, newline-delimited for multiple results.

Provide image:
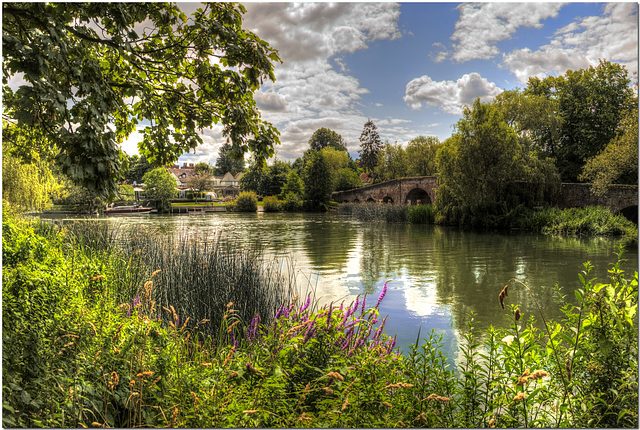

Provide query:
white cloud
left=445, top=3, right=564, bottom=63
left=403, top=73, right=503, bottom=115
left=503, top=3, right=638, bottom=84
left=238, top=3, right=406, bottom=159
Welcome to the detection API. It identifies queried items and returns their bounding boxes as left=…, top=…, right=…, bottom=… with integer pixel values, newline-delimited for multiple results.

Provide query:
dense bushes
left=227, top=191, right=258, bottom=212
left=2, top=215, right=638, bottom=428
left=262, top=195, right=281, bottom=212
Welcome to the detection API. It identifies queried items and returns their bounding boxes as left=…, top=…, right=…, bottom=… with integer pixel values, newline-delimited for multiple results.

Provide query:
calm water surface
left=43, top=211, right=638, bottom=359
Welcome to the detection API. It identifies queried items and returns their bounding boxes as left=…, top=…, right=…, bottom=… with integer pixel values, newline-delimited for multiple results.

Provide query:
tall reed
left=115, top=226, right=298, bottom=338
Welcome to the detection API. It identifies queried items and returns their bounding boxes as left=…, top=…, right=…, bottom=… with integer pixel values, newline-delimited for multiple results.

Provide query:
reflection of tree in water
left=302, top=215, right=358, bottom=275
left=358, top=223, right=408, bottom=293
left=429, top=228, right=629, bottom=336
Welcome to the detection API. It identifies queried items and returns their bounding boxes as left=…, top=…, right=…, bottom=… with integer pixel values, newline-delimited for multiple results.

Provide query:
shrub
left=262, top=195, right=281, bottom=212
left=234, top=191, right=258, bottom=212
left=281, top=192, right=302, bottom=212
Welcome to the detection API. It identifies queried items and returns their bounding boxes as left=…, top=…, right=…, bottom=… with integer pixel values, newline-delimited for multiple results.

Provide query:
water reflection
left=37, top=211, right=637, bottom=356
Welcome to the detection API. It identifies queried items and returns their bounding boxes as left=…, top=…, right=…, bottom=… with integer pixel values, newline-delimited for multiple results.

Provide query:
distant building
left=163, top=163, right=243, bottom=199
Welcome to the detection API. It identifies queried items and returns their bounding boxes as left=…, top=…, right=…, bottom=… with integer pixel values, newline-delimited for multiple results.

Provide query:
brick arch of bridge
left=333, top=176, right=438, bottom=205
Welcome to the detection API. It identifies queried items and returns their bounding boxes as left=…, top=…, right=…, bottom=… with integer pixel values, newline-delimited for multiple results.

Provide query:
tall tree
left=308, top=128, right=347, bottom=152
left=214, top=142, right=246, bottom=176
left=125, top=154, right=154, bottom=184
left=358, top=120, right=383, bottom=173
left=436, top=99, right=559, bottom=224
left=195, top=162, right=215, bottom=174
left=525, top=60, right=635, bottom=181
left=142, top=167, right=177, bottom=212
left=405, top=136, right=440, bottom=177
left=2, top=2, right=281, bottom=198
left=375, top=141, right=408, bottom=182
left=304, top=151, right=332, bottom=209
left=280, top=169, right=304, bottom=198
left=2, top=122, right=63, bottom=212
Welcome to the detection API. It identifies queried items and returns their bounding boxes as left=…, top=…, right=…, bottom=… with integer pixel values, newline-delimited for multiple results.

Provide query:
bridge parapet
left=333, top=176, right=637, bottom=215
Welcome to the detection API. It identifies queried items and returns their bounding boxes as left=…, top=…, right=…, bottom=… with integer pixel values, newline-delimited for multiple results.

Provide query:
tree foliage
left=280, top=170, right=304, bottom=198
left=375, top=142, right=408, bottom=182
left=358, top=120, right=383, bottom=173
left=195, top=162, right=214, bottom=175
left=525, top=60, right=635, bottom=181
left=2, top=2, right=281, bottom=198
left=304, top=150, right=332, bottom=209
left=436, top=99, right=560, bottom=226
left=308, top=128, right=347, bottom=152
left=214, top=142, right=246, bottom=176
left=240, top=159, right=290, bottom=197
left=142, top=167, right=177, bottom=212
left=405, top=136, right=440, bottom=177
left=579, top=107, right=639, bottom=195
left=124, top=154, right=154, bottom=184
left=185, top=171, right=216, bottom=202
left=2, top=124, right=63, bottom=212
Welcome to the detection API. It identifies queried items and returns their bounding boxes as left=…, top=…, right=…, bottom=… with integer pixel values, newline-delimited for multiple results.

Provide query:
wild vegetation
left=3, top=215, right=637, bottom=428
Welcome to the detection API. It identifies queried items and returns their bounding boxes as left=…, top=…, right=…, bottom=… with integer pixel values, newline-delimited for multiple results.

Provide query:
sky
left=118, top=2, right=638, bottom=166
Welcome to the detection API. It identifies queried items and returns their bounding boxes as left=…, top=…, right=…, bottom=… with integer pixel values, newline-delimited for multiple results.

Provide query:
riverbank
left=339, top=203, right=638, bottom=246
left=3, top=214, right=637, bottom=428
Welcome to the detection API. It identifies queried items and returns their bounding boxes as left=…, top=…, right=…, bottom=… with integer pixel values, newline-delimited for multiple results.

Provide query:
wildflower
left=414, top=413, right=428, bottom=423
left=325, top=371, right=344, bottom=381
left=300, top=294, right=312, bottom=313
left=531, top=369, right=549, bottom=380
left=513, top=392, right=527, bottom=401
left=498, top=284, right=509, bottom=309
left=227, top=320, right=240, bottom=333
left=353, top=297, right=360, bottom=316
left=375, top=281, right=389, bottom=309
left=298, top=413, right=312, bottom=422
left=326, top=304, right=333, bottom=326
left=322, top=387, right=334, bottom=395
left=360, top=296, right=367, bottom=314
left=502, top=335, right=514, bottom=346
left=341, top=396, right=349, bottom=411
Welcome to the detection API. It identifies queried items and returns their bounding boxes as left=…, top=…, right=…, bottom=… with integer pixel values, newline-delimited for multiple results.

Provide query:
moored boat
left=104, top=205, right=152, bottom=214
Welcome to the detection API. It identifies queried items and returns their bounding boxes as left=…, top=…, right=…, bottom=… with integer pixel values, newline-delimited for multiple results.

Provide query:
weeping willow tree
left=2, top=123, right=63, bottom=213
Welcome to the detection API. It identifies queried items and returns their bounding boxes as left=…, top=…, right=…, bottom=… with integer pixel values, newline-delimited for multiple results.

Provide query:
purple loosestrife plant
left=326, top=304, right=333, bottom=327
left=360, top=296, right=367, bottom=315
left=375, top=281, right=388, bottom=309
left=300, top=294, right=312, bottom=313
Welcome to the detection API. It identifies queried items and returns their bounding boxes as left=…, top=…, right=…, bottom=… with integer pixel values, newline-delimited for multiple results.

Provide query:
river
left=41, top=211, right=637, bottom=360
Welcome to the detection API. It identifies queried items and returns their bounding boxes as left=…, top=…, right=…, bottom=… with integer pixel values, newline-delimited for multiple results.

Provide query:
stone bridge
left=332, top=176, right=638, bottom=218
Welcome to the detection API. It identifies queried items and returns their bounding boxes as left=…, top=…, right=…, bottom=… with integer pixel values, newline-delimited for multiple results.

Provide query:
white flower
left=502, top=335, right=515, bottom=346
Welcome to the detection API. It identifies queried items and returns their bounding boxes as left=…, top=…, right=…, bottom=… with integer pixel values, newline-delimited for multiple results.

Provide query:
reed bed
left=116, top=227, right=298, bottom=337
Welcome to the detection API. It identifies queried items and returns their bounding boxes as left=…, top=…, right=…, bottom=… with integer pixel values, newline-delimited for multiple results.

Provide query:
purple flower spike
left=275, top=305, right=284, bottom=320
left=326, top=304, right=333, bottom=327
left=375, top=282, right=388, bottom=309
left=353, top=298, right=360, bottom=316
left=300, top=294, right=312, bottom=313
left=360, top=296, right=367, bottom=315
